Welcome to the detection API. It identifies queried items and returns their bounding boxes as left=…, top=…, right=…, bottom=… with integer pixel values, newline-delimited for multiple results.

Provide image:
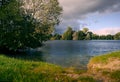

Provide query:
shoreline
left=0, top=51, right=120, bottom=81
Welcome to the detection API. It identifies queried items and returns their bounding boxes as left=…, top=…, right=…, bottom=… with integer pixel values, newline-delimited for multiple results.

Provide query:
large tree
left=85, top=32, right=93, bottom=40
left=72, top=31, right=86, bottom=40
left=62, top=27, right=73, bottom=40
left=82, top=27, right=89, bottom=34
left=0, top=0, right=62, bottom=51
left=77, top=31, right=86, bottom=40
left=72, top=31, right=78, bottom=40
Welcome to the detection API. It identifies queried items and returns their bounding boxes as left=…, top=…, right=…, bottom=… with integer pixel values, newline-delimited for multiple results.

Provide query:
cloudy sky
left=56, top=0, right=120, bottom=35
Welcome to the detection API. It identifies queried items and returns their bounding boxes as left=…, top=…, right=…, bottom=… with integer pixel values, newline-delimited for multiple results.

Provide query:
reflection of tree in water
left=0, top=49, right=47, bottom=62
left=63, top=41, right=90, bottom=55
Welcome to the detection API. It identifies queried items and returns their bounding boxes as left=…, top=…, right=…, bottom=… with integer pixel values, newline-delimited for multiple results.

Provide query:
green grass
left=110, top=70, right=120, bottom=82
left=0, top=54, right=75, bottom=82
left=78, top=76, right=96, bottom=82
left=2, top=51, right=120, bottom=82
left=89, top=51, right=120, bottom=64
left=0, top=54, right=98, bottom=82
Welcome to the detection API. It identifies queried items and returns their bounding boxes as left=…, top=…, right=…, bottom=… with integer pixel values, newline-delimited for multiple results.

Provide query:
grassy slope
left=88, top=51, right=120, bottom=82
left=88, top=51, right=120, bottom=64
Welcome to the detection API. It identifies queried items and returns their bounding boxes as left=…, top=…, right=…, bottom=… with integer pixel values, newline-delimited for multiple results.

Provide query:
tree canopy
left=62, top=27, right=73, bottom=40
left=82, top=27, right=89, bottom=34
left=0, top=0, right=62, bottom=51
left=114, top=32, right=120, bottom=40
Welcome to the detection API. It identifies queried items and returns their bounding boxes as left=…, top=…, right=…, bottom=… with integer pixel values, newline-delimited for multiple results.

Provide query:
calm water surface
left=31, top=40, right=120, bottom=68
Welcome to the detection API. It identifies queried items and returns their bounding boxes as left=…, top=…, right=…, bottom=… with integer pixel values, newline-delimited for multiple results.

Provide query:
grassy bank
left=88, top=51, right=120, bottom=82
left=0, top=54, right=71, bottom=82
left=88, top=51, right=120, bottom=64
left=0, top=54, right=96, bottom=82
left=1, top=51, right=120, bottom=82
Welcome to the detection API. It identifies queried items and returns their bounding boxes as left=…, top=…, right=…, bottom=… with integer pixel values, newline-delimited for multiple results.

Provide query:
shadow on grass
left=0, top=48, right=46, bottom=62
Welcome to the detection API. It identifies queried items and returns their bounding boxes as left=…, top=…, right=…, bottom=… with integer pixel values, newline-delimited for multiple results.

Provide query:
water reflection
left=0, top=50, right=46, bottom=62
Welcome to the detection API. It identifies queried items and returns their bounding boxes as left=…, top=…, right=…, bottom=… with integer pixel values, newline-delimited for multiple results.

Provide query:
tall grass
left=0, top=54, right=74, bottom=82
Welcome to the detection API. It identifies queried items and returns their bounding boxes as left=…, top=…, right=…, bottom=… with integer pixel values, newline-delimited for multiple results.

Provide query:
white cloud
left=92, top=27, right=120, bottom=35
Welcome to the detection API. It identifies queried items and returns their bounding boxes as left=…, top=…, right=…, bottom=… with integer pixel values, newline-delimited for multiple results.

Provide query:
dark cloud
left=57, top=0, right=120, bottom=33
left=59, top=0, right=120, bottom=19
left=56, top=19, right=80, bottom=33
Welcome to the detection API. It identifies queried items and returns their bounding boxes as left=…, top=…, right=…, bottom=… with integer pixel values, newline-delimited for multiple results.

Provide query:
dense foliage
left=0, top=0, right=62, bottom=51
left=114, top=32, right=120, bottom=40
left=62, top=27, right=73, bottom=40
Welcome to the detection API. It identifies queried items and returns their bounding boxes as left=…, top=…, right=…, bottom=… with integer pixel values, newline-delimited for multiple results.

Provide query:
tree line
left=50, top=27, right=120, bottom=40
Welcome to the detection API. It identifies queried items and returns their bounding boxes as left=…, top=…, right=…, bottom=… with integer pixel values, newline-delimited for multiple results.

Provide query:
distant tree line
left=50, top=27, right=120, bottom=40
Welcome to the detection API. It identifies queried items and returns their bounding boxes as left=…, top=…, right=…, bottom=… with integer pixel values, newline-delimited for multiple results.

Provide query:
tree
left=91, top=34, right=99, bottom=40
left=85, top=32, right=93, bottom=40
left=0, top=0, right=25, bottom=51
left=0, top=0, right=62, bottom=51
left=114, top=32, right=120, bottom=40
left=106, top=34, right=114, bottom=40
left=20, top=0, right=62, bottom=42
left=82, top=27, right=89, bottom=34
left=73, top=30, right=87, bottom=40
left=77, top=31, right=86, bottom=40
left=99, top=35, right=107, bottom=40
left=72, top=31, right=78, bottom=40
left=50, top=33, right=61, bottom=40
left=62, top=27, right=73, bottom=40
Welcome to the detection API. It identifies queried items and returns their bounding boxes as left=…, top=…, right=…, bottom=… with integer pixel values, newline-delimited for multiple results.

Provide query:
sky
left=56, top=0, right=120, bottom=35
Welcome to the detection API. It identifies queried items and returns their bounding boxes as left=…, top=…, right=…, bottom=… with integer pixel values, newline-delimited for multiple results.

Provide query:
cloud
left=57, top=0, right=120, bottom=33
left=59, top=0, right=120, bottom=19
left=92, top=27, right=120, bottom=35
left=56, top=19, right=80, bottom=33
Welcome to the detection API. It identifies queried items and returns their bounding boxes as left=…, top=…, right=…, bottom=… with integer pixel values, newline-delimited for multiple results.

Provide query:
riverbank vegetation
left=0, top=51, right=120, bottom=82
left=50, top=27, right=120, bottom=40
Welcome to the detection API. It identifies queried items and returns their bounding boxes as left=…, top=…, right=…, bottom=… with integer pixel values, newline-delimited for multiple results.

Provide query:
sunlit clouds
left=92, top=27, right=120, bottom=35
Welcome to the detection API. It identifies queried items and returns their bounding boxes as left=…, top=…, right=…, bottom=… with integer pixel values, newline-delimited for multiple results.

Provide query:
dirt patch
left=87, top=58, right=120, bottom=82
left=88, top=58, right=120, bottom=71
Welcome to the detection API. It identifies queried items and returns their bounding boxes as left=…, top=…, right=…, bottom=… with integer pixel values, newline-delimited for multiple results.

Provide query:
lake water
left=30, top=40, right=120, bottom=68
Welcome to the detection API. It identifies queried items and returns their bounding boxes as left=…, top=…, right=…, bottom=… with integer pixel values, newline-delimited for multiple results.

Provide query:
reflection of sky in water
left=36, top=40, right=120, bottom=68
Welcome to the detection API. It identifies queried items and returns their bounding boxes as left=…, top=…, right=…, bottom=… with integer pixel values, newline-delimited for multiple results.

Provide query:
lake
left=30, top=40, right=120, bottom=68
